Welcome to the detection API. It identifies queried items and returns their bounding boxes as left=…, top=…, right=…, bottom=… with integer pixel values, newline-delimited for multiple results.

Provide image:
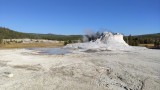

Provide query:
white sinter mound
left=64, top=32, right=134, bottom=50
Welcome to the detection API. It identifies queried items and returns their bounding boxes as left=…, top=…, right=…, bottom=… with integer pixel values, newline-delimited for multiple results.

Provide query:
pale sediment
left=0, top=49, right=160, bottom=90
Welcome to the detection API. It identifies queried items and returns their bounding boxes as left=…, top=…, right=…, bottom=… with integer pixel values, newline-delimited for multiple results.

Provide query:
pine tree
left=128, top=35, right=133, bottom=45
left=0, top=36, right=2, bottom=44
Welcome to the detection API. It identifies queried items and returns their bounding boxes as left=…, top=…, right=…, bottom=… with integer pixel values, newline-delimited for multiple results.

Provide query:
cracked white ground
left=0, top=48, right=160, bottom=90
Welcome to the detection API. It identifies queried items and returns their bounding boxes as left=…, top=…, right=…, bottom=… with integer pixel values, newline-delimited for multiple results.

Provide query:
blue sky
left=0, top=0, right=160, bottom=35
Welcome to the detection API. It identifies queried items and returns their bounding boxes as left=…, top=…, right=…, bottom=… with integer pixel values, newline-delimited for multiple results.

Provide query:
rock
left=8, top=73, right=14, bottom=78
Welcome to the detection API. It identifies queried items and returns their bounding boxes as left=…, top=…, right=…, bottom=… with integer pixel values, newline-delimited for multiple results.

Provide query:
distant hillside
left=134, top=33, right=160, bottom=38
left=0, top=27, right=82, bottom=41
left=0, top=27, right=159, bottom=46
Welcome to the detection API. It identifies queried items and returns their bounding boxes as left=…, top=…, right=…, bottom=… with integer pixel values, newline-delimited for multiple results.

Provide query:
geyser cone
left=64, top=32, right=130, bottom=50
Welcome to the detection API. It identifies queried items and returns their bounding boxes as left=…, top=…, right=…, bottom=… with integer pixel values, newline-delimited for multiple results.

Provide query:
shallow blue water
left=27, top=48, right=71, bottom=55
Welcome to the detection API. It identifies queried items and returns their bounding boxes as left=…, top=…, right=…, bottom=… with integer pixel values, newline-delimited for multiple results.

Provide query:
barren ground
left=0, top=49, right=160, bottom=90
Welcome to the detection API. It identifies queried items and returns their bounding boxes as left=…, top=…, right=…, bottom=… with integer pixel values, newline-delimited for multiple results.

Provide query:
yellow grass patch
left=0, top=42, right=64, bottom=49
left=138, top=44, right=154, bottom=48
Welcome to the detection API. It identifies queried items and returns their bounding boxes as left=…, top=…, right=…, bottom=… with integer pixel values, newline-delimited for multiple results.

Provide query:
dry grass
left=0, top=42, right=64, bottom=49
left=138, top=44, right=154, bottom=48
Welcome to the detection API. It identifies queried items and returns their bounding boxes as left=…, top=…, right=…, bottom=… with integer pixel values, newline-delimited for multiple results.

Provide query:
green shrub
left=64, top=41, right=68, bottom=45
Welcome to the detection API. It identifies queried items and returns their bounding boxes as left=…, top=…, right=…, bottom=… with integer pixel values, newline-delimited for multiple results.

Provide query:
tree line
left=124, top=34, right=160, bottom=48
left=0, top=27, right=82, bottom=44
left=0, top=27, right=159, bottom=48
